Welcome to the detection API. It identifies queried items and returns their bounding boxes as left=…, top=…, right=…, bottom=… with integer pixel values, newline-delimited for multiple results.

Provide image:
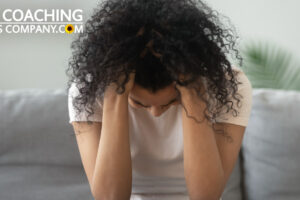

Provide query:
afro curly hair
left=66, top=0, right=244, bottom=140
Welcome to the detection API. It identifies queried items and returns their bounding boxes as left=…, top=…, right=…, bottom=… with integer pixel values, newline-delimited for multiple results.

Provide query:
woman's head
left=66, top=0, right=243, bottom=133
left=129, top=81, right=180, bottom=117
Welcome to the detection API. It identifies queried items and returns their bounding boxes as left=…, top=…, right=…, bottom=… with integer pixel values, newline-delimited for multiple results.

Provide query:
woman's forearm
left=181, top=94, right=225, bottom=200
left=92, top=93, right=132, bottom=200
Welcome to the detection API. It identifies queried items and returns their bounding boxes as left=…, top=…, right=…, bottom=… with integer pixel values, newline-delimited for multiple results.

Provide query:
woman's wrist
left=176, top=83, right=207, bottom=115
left=103, top=91, right=128, bottom=111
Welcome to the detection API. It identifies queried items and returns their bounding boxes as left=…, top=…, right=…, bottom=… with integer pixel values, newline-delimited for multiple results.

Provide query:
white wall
left=0, top=0, right=98, bottom=90
left=1, top=0, right=299, bottom=90
left=207, top=0, right=300, bottom=58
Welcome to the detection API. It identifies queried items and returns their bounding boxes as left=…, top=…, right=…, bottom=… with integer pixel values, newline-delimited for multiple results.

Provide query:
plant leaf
left=241, top=40, right=300, bottom=91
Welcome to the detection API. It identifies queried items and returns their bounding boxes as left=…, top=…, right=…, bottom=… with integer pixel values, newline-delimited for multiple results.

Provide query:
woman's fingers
left=105, top=71, right=136, bottom=98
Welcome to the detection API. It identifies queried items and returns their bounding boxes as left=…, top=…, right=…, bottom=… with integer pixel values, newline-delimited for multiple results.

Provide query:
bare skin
left=91, top=72, right=204, bottom=199
left=128, top=82, right=181, bottom=117
left=127, top=73, right=202, bottom=117
left=91, top=73, right=246, bottom=200
left=91, top=72, right=184, bottom=199
left=91, top=72, right=135, bottom=200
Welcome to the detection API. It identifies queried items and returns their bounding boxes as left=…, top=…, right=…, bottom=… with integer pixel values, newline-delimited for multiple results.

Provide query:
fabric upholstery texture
left=0, top=89, right=94, bottom=200
left=242, top=88, right=300, bottom=200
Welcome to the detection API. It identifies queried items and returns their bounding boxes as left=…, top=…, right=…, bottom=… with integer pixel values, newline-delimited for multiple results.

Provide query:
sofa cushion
left=242, top=88, right=300, bottom=200
left=0, top=89, right=93, bottom=200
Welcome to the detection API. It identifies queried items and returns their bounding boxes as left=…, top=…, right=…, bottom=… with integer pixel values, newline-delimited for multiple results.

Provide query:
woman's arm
left=181, top=94, right=225, bottom=200
left=92, top=73, right=135, bottom=200
left=176, top=82, right=225, bottom=200
left=177, top=81, right=247, bottom=200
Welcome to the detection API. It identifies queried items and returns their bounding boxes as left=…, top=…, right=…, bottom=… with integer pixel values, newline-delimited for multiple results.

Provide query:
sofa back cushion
left=221, top=151, right=243, bottom=200
left=242, top=88, right=300, bottom=200
left=0, top=89, right=80, bottom=166
left=0, top=89, right=93, bottom=200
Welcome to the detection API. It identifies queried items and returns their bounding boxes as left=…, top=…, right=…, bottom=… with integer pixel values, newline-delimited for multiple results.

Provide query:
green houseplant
left=240, top=40, right=300, bottom=91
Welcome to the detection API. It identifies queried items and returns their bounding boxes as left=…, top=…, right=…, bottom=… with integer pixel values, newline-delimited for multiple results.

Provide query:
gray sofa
left=1, top=88, right=299, bottom=200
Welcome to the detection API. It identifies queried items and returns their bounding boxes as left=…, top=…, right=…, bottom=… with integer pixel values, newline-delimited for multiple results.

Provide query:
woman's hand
left=174, top=74, right=206, bottom=102
left=174, top=74, right=208, bottom=118
left=104, top=71, right=136, bottom=99
left=124, top=72, right=136, bottom=95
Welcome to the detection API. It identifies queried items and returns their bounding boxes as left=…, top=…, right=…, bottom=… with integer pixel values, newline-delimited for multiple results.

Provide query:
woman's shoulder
left=68, top=82, right=103, bottom=105
left=231, top=66, right=252, bottom=90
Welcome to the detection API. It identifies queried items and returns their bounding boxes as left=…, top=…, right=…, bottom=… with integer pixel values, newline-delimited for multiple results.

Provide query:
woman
left=66, top=0, right=253, bottom=199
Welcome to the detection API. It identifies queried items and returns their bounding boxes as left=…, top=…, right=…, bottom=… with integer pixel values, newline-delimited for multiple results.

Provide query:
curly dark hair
left=66, top=0, right=244, bottom=141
